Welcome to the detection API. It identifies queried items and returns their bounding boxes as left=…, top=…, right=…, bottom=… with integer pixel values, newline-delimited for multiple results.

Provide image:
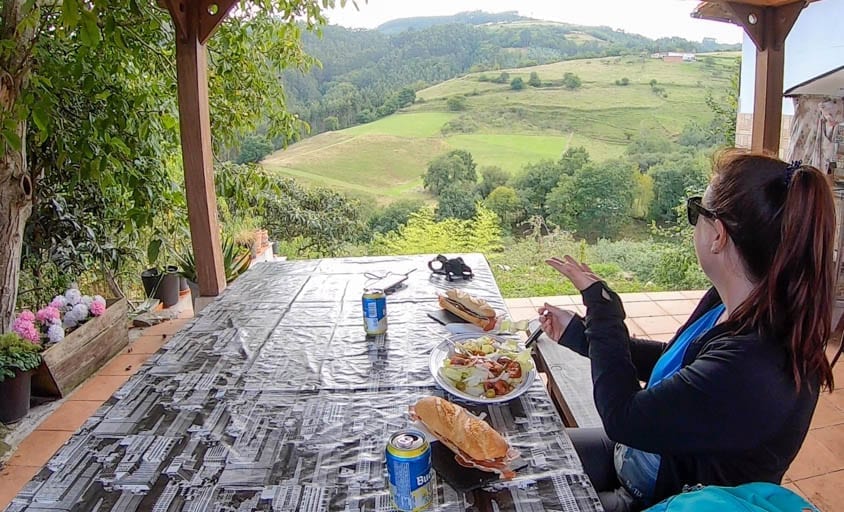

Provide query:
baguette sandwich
left=410, top=396, right=518, bottom=478
left=438, top=289, right=497, bottom=331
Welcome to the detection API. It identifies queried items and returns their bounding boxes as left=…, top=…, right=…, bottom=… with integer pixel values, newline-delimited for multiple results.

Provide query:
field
left=262, top=53, right=738, bottom=203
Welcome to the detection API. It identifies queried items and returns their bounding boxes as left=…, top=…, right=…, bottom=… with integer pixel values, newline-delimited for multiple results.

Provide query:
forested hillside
left=278, top=12, right=739, bottom=137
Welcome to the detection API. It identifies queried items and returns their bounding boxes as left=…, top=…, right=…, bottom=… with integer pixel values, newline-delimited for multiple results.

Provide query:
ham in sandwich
left=438, top=289, right=497, bottom=331
left=410, top=396, right=519, bottom=479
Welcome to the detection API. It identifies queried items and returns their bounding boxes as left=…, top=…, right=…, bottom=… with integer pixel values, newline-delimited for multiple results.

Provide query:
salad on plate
left=439, top=336, right=534, bottom=399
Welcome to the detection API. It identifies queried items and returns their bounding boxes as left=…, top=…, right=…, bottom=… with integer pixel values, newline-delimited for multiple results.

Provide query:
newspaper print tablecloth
left=6, top=254, right=602, bottom=512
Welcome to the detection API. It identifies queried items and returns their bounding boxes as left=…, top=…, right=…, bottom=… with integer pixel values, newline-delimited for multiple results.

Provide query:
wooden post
left=164, top=0, right=238, bottom=297
left=725, top=1, right=804, bottom=155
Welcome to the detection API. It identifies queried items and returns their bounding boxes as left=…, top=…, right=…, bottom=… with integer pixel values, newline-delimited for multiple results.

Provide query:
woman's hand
left=537, top=303, right=576, bottom=342
left=546, top=256, right=602, bottom=291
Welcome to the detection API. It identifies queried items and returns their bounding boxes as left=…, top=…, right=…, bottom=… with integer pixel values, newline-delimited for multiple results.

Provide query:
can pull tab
left=428, top=255, right=473, bottom=281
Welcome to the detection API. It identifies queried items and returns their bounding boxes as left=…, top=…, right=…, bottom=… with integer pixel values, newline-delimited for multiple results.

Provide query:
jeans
left=567, top=428, right=642, bottom=512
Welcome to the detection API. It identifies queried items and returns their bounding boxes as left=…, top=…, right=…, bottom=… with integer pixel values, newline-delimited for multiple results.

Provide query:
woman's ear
left=710, top=219, right=730, bottom=254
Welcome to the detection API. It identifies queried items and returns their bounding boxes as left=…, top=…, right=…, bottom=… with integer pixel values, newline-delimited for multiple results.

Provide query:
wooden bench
left=529, top=321, right=602, bottom=428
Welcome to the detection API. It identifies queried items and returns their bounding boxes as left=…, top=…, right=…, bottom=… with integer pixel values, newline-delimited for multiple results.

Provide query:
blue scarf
left=648, top=304, right=725, bottom=388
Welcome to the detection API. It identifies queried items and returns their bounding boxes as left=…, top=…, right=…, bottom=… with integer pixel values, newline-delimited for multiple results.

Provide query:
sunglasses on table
left=686, top=196, right=717, bottom=226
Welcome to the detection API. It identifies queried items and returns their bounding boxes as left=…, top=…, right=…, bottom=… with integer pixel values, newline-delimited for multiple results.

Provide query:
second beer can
left=362, top=288, right=387, bottom=335
left=386, top=429, right=433, bottom=511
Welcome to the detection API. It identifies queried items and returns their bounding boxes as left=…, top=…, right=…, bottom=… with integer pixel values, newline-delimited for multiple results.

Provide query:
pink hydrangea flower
left=90, top=301, right=106, bottom=316
left=50, top=295, right=67, bottom=309
left=36, top=306, right=62, bottom=325
left=18, top=310, right=35, bottom=323
left=13, top=318, right=40, bottom=343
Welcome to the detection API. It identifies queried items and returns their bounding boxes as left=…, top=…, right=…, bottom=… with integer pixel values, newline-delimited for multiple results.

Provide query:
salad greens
left=440, top=336, right=534, bottom=399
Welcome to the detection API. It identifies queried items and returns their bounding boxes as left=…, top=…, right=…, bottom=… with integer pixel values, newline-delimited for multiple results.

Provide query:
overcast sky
left=325, top=0, right=744, bottom=44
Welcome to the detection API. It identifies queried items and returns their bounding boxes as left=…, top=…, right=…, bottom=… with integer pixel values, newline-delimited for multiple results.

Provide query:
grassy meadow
left=262, top=53, right=738, bottom=204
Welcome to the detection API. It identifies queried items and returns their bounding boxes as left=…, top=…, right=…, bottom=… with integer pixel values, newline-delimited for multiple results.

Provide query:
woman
left=538, top=151, right=836, bottom=511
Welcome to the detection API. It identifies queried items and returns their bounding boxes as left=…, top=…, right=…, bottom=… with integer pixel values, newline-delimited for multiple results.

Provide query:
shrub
left=0, top=333, right=42, bottom=382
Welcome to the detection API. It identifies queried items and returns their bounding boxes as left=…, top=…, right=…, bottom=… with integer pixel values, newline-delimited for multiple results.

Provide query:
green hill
left=262, top=53, right=739, bottom=204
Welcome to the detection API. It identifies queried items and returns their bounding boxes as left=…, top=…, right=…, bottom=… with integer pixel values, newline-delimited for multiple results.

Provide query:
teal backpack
left=644, top=483, right=818, bottom=512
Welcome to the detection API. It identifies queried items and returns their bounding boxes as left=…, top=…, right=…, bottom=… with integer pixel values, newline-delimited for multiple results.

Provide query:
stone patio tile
left=814, top=424, right=844, bottom=465
left=140, top=317, right=191, bottom=337
left=533, top=295, right=577, bottom=307
left=782, top=482, right=806, bottom=500
left=0, top=465, right=41, bottom=510
left=617, top=292, right=653, bottom=302
left=655, top=299, right=699, bottom=316
left=827, top=387, right=844, bottom=413
left=646, top=291, right=689, bottom=301
left=35, top=400, right=103, bottom=432
left=649, top=333, right=675, bottom=342
left=505, top=298, right=534, bottom=309
left=508, top=307, right=538, bottom=322
left=793, top=470, right=844, bottom=512
left=98, top=353, right=152, bottom=377
left=629, top=316, right=682, bottom=336
left=810, top=396, right=844, bottom=430
left=6, top=430, right=73, bottom=467
left=622, top=301, right=669, bottom=318
left=69, top=374, right=131, bottom=402
left=625, top=319, right=646, bottom=336
left=679, top=290, right=707, bottom=300
left=127, top=334, right=170, bottom=355
left=785, top=431, right=844, bottom=481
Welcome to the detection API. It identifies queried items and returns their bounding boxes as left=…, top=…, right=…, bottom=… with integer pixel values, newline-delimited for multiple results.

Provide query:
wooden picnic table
left=6, top=254, right=601, bottom=512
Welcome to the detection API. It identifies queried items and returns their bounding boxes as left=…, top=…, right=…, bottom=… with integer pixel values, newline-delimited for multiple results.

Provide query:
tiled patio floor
left=1, top=291, right=843, bottom=510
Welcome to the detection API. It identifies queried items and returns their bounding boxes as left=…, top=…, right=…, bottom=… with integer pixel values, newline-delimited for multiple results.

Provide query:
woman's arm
left=582, top=281, right=793, bottom=454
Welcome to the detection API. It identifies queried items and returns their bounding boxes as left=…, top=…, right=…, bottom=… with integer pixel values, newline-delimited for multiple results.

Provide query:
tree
left=237, top=135, right=274, bottom=163
left=494, top=71, right=510, bottom=84
left=436, top=184, right=477, bottom=220
left=547, top=159, right=637, bottom=239
left=648, top=156, right=710, bottom=222
left=446, top=95, right=467, bottom=111
left=396, top=87, right=416, bottom=108
left=0, top=0, right=344, bottom=331
left=510, top=160, right=566, bottom=218
left=528, top=72, right=541, bottom=87
left=367, top=199, right=425, bottom=235
left=705, top=59, right=740, bottom=147
left=484, top=186, right=525, bottom=230
left=422, top=150, right=477, bottom=196
left=510, top=77, right=525, bottom=90
left=475, top=166, right=510, bottom=198
left=559, top=146, right=591, bottom=176
left=562, top=72, right=582, bottom=90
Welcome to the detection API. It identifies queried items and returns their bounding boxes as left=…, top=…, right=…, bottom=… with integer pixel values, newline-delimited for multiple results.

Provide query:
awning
left=784, top=65, right=844, bottom=97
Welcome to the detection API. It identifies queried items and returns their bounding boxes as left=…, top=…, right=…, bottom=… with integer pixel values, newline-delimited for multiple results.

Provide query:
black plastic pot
left=0, top=369, right=32, bottom=423
left=187, top=279, right=200, bottom=312
left=141, top=268, right=162, bottom=299
left=179, top=276, right=189, bottom=292
left=157, top=271, right=181, bottom=308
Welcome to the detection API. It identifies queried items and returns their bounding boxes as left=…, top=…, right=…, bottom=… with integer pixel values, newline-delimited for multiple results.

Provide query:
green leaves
left=0, top=334, right=42, bottom=382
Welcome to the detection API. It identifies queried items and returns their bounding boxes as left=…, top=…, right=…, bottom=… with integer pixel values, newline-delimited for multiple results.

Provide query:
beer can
left=362, top=288, right=387, bottom=335
left=386, top=430, right=433, bottom=511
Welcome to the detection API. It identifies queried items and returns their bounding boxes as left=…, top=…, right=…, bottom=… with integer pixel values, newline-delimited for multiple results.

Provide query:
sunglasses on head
left=686, top=196, right=717, bottom=226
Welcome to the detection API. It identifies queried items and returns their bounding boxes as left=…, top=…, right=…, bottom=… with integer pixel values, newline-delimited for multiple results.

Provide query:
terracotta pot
left=0, top=369, right=32, bottom=423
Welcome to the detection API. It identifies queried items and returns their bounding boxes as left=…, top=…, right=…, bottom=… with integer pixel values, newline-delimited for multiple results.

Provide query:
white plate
left=429, top=333, right=536, bottom=403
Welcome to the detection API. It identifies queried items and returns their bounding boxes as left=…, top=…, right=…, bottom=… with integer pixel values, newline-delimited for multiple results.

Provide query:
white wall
left=738, top=0, right=844, bottom=115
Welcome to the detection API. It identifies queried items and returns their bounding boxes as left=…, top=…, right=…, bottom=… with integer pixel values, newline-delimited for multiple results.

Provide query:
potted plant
left=0, top=333, right=42, bottom=423
left=176, top=237, right=252, bottom=310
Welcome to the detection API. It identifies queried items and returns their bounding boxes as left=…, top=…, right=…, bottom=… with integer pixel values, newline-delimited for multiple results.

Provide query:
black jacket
left=560, top=283, right=818, bottom=502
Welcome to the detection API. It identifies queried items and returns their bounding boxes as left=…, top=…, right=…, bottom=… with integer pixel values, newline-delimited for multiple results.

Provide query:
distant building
left=663, top=52, right=696, bottom=63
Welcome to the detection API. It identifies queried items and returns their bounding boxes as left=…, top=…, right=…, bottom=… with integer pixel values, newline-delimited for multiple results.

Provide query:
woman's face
left=693, top=186, right=718, bottom=278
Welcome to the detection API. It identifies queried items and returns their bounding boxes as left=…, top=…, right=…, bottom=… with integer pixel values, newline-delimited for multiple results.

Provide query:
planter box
left=31, top=298, right=129, bottom=398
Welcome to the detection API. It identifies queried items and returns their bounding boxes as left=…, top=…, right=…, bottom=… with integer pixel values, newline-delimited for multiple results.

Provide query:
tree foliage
left=510, top=77, right=525, bottom=90
left=367, top=199, right=426, bottom=236
left=422, top=150, right=477, bottom=196
left=547, top=159, right=637, bottom=239
left=647, top=155, right=710, bottom=222
left=562, top=72, right=582, bottom=90
left=484, top=186, right=525, bottom=231
left=237, top=135, right=274, bottom=164
left=528, top=72, right=541, bottom=87
left=436, top=184, right=478, bottom=220
left=510, top=160, right=566, bottom=218
left=475, top=166, right=510, bottom=198
left=372, top=206, right=502, bottom=256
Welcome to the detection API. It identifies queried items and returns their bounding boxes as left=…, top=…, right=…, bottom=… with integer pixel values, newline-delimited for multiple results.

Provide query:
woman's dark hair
left=708, top=150, right=835, bottom=392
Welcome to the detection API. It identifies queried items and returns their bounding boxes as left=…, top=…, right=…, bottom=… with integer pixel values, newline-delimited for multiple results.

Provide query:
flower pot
left=0, top=369, right=33, bottom=423
left=179, top=276, right=189, bottom=292
left=156, top=271, right=181, bottom=308
left=141, top=268, right=162, bottom=299
left=186, top=279, right=200, bottom=311
left=272, top=241, right=280, bottom=255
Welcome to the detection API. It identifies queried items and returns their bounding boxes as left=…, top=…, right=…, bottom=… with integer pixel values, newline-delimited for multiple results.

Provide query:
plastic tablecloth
left=6, top=254, right=602, bottom=512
